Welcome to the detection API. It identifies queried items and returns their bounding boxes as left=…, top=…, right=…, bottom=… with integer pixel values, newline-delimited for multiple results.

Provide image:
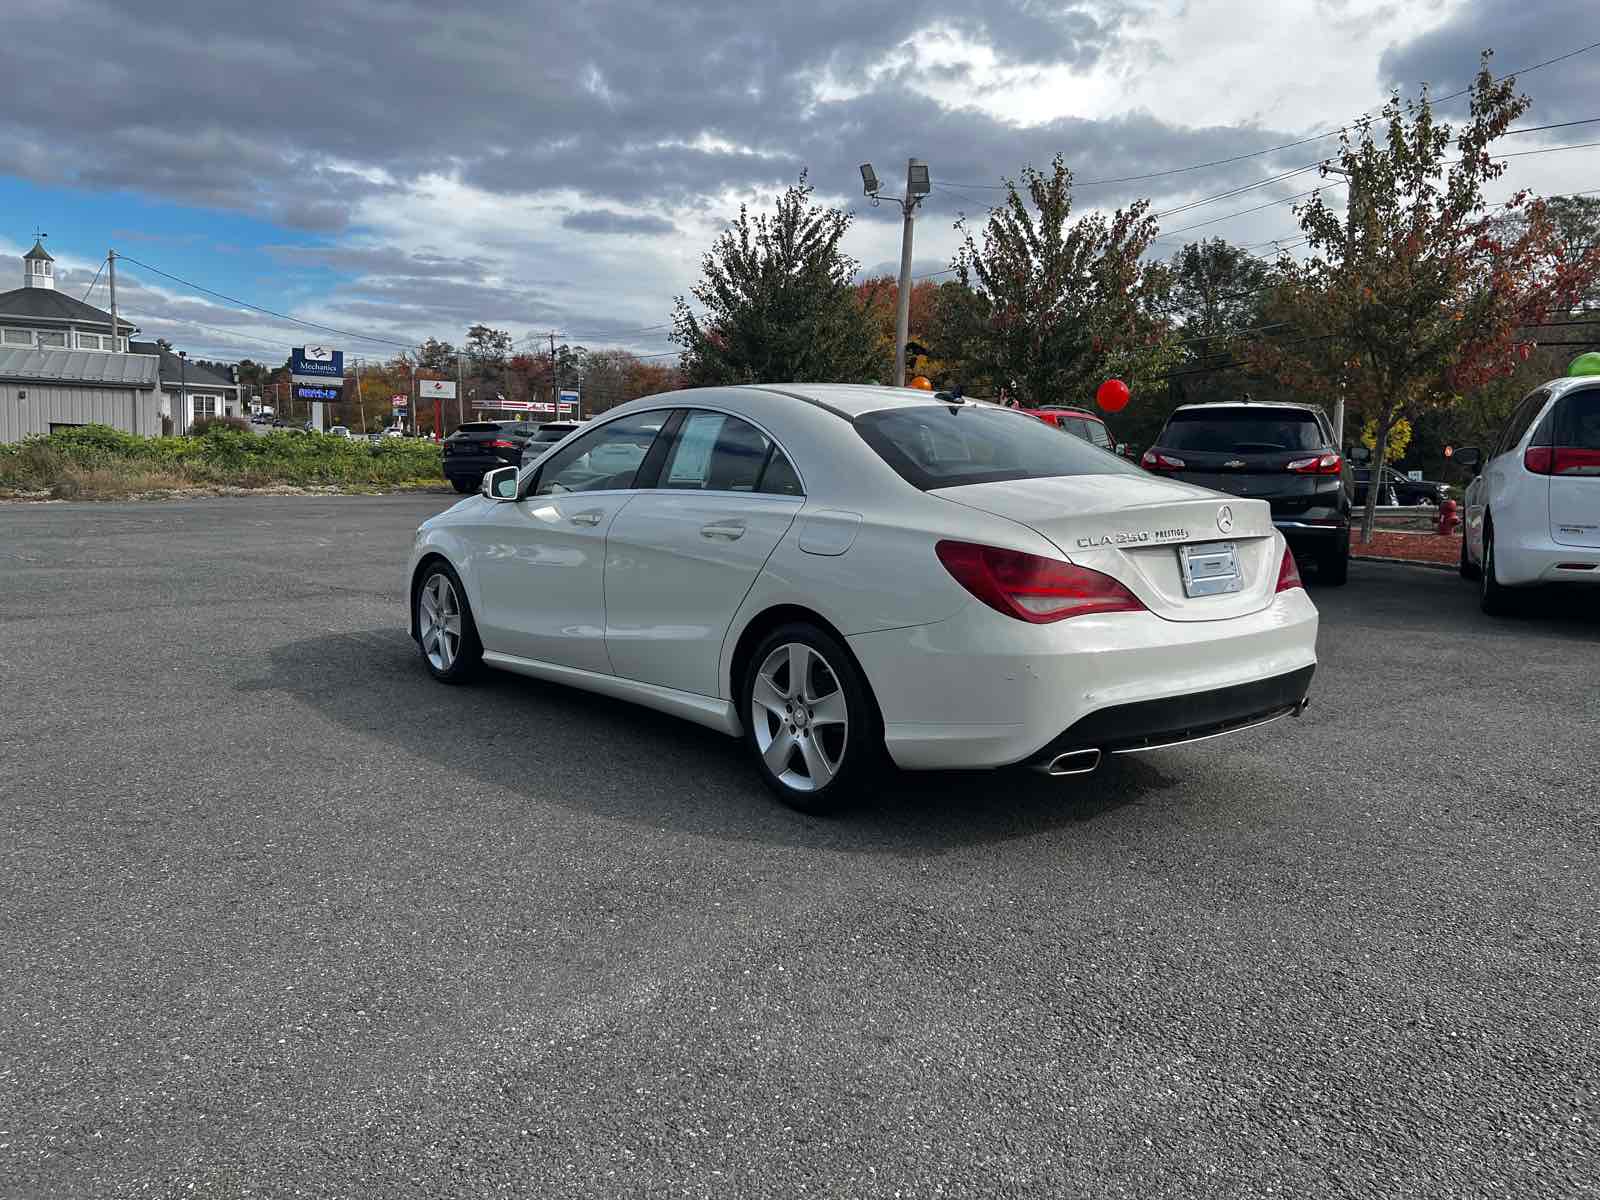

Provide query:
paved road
left=2, top=497, right=1597, bottom=1199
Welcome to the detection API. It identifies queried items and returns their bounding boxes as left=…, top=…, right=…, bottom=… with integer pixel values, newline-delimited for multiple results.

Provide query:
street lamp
left=179, top=350, right=188, bottom=430
left=860, top=157, right=930, bottom=387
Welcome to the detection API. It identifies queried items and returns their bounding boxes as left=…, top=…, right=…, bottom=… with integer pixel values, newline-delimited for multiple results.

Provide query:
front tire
left=1317, top=536, right=1350, bottom=587
left=1479, top=522, right=1518, bottom=616
left=414, top=562, right=483, bottom=682
left=741, top=624, right=880, bottom=815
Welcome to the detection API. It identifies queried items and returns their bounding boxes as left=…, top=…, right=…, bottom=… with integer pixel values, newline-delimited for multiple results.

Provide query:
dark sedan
left=1350, top=466, right=1448, bottom=507
left=441, top=421, right=540, bottom=493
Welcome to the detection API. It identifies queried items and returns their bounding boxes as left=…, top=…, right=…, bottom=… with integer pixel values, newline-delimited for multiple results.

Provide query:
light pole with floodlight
left=861, top=158, right=930, bottom=387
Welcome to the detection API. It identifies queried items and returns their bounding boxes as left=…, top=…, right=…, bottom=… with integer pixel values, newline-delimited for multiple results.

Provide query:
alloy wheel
left=419, top=573, right=464, bottom=672
left=750, top=642, right=850, bottom=792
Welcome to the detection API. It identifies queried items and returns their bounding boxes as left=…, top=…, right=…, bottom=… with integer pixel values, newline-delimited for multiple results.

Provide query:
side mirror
left=1452, top=446, right=1483, bottom=475
left=482, top=466, right=520, bottom=501
left=1115, top=442, right=1131, bottom=457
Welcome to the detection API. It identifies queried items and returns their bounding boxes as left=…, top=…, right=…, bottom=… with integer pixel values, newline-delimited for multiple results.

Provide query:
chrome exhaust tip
left=1036, top=748, right=1102, bottom=777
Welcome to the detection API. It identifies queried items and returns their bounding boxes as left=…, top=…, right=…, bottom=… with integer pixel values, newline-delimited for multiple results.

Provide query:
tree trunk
left=1359, top=403, right=1394, bottom=545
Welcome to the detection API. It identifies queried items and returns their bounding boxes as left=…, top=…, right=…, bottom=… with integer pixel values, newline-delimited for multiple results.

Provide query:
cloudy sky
left=2, top=0, right=1597, bottom=364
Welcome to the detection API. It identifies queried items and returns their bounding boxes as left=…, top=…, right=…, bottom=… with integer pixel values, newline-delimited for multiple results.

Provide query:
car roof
left=1171, top=400, right=1324, bottom=414
left=1036, top=406, right=1104, bottom=419
left=746, top=383, right=1012, bottom=419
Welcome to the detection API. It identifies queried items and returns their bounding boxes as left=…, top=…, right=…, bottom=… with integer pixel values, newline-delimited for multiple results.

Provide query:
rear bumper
left=1496, top=536, right=1600, bottom=586
left=1275, top=519, right=1347, bottom=546
left=848, top=589, right=1319, bottom=770
left=442, top=454, right=512, bottom=481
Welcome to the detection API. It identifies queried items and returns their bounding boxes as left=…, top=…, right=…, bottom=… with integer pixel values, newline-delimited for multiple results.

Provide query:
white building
left=0, top=240, right=241, bottom=441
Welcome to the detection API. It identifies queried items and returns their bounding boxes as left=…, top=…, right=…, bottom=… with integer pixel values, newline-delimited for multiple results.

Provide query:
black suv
left=1143, top=402, right=1350, bottom=585
left=441, top=421, right=540, bottom=493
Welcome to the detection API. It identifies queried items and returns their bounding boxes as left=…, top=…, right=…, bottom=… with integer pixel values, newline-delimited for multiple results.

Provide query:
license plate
left=1179, top=541, right=1242, bottom=597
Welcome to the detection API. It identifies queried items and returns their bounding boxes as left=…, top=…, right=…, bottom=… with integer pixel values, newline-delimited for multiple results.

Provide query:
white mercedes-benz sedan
left=407, top=385, right=1319, bottom=812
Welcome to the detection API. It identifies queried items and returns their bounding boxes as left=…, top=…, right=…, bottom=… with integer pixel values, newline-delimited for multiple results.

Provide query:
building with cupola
left=0, top=240, right=242, bottom=441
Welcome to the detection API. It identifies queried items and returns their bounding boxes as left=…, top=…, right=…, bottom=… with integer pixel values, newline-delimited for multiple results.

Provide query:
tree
left=953, top=154, right=1176, bottom=407
left=671, top=173, right=882, bottom=386
left=1251, top=54, right=1600, bottom=542
left=417, top=337, right=456, bottom=373
left=854, top=276, right=942, bottom=379
left=464, top=325, right=513, bottom=368
left=1166, top=238, right=1272, bottom=358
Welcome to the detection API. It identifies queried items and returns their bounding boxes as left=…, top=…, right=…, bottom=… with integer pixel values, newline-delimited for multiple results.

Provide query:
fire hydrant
left=1436, top=498, right=1461, bottom=536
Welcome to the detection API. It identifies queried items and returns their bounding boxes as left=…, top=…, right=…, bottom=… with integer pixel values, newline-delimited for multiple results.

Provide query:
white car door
left=604, top=409, right=805, bottom=698
left=473, top=411, right=672, bottom=673
left=1468, top=388, right=1548, bottom=563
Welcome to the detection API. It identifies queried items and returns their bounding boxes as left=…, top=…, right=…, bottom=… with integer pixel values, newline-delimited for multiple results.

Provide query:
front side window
left=532, top=411, right=669, bottom=495
left=856, top=404, right=1140, bottom=491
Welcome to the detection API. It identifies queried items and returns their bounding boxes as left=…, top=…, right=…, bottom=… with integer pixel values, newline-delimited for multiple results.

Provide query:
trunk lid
left=1547, top=387, right=1600, bottom=549
left=935, top=474, right=1281, bottom=622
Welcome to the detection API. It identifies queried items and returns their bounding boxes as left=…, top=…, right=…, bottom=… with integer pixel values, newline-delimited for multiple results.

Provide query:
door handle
left=700, top=522, right=746, bottom=540
left=570, top=510, right=604, bottom=527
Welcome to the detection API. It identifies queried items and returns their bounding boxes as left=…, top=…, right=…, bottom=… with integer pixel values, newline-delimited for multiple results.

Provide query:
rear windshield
left=1160, top=408, right=1324, bottom=453
left=855, top=405, right=1141, bottom=490
left=1554, top=387, right=1600, bottom=449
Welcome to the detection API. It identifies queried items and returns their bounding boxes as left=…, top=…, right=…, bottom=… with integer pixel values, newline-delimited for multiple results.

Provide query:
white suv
left=1458, top=374, right=1600, bottom=613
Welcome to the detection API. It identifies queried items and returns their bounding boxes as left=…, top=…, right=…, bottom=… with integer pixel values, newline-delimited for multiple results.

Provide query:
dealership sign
left=419, top=379, right=457, bottom=400
left=391, top=394, right=408, bottom=409
left=293, top=384, right=341, bottom=402
left=290, top=345, right=344, bottom=384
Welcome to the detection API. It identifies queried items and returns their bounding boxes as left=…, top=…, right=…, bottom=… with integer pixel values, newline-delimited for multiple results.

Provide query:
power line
left=933, top=41, right=1600, bottom=192
left=114, top=252, right=420, bottom=350
left=79, top=256, right=106, bottom=305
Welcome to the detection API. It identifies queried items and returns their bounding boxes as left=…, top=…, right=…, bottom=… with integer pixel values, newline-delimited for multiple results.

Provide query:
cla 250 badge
left=1076, top=527, right=1190, bottom=549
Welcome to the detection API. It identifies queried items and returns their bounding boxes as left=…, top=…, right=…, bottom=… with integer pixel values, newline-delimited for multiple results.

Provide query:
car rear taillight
left=1287, top=452, right=1342, bottom=475
left=1525, top=446, right=1600, bottom=475
left=935, top=541, right=1146, bottom=623
left=1275, top=543, right=1304, bottom=593
left=487, top=439, right=518, bottom=449
left=1140, top=449, right=1186, bottom=471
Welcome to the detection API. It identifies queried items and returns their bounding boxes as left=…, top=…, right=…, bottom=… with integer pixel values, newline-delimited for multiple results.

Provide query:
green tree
left=671, top=173, right=881, bottom=386
left=1251, top=54, right=1600, bottom=542
left=953, top=154, right=1175, bottom=407
left=464, top=325, right=513, bottom=369
left=417, top=337, right=456, bottom=373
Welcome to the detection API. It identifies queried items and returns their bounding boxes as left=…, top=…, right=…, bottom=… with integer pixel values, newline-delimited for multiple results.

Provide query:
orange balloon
left=910, top=375, right=933, bottom=390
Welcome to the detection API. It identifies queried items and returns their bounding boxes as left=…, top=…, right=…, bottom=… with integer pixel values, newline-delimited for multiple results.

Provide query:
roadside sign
left=391, top=394, right=408, bottom=409
left=419, top=379, right=457, bottom=400
left=294, top=384, right=340, bottom=402
left=290, top=345, right=343, bottom=385
left=1407, top=470, right=1423, bottom=481
left=558, top=388, right=580, bottom=416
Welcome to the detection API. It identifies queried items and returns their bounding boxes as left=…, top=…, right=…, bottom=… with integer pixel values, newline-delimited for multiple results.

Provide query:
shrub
left=188, top=415, right=252, bottom=436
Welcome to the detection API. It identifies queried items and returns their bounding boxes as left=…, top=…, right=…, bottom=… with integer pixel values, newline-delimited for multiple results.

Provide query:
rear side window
left=1084, top=420, right=1112, bottom=450
left=1496, top=389, right=1550, bottom=455
left=1160, top=408, right=1324, bottom=453
left=658, top=411, right=803, bottom=495
left=1554, top=388, right=1600, bottom=450
left=855, top=405, right=1140, bottom=491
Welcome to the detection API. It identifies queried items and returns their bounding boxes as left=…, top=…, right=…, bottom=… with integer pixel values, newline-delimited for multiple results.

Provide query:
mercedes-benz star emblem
left=1216, top=505, right=1235, bottom=534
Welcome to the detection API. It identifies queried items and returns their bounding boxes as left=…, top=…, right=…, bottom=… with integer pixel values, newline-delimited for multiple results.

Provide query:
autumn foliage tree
left=672, top=173, right=881, bottom=386
left=953, top=154, right=1176, bottom=406
left=1251, top=54, right=1600, bottom=541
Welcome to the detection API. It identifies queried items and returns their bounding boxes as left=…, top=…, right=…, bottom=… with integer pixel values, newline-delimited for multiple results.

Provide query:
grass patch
left=0, top=424, right=447, bottom=500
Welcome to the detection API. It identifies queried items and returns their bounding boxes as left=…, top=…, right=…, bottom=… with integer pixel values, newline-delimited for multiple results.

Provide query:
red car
left=1029, top=406, right=1126, bottom=455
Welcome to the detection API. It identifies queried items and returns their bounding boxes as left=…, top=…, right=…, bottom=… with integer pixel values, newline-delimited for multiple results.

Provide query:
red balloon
left=1096, top=378, right=1130, bottom=413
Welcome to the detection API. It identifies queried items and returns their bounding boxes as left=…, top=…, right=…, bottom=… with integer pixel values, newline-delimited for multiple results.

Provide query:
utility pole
left=1324, top=165, right=1362, bottom=451
left=354, top=358, right=367, bottom=432
left=456, top=353, right=465, bottom=429
left=860, top=158, right=931, bottom=387
left=550, top=332, right=558, bottom=420
left=107, top=250, right=134, bottom=432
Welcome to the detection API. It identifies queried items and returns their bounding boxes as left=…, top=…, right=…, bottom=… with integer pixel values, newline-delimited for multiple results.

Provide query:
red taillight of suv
left=1287, top=452, right=1342, bottom=475
left=1525, top=446, right=1600, bottom=475
left=1140, top=449, right=1186, bottom=471
left=1275, top=543, right=1305, bottom=593
left=487, top=439, right=518, bottom=449
left=935, top=541, right=1147, bottom=623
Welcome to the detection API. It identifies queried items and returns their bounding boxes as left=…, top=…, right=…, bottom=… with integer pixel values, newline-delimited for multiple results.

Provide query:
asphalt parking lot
left=2, top=495, right=1597, bottom=1199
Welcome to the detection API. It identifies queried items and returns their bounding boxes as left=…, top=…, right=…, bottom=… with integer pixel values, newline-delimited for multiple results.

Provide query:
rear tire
left=740, top=623, right=881, bottom=815
left=414, top=561, right=483, bottom=682
left=1479, top=522, right=1518, bottom=616
left=1459, top=533, right=1480, bottom=581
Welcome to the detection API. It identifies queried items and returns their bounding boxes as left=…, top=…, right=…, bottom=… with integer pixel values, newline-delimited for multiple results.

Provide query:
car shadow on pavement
left=239, top=630, right=1178, bottom=853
